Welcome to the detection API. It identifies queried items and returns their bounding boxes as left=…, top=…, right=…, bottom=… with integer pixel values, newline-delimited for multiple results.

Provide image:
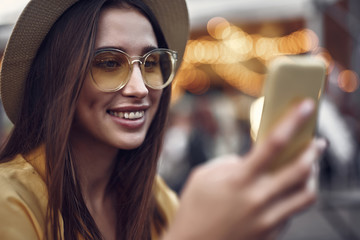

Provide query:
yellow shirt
left=0, top=146, right=179, bottom=239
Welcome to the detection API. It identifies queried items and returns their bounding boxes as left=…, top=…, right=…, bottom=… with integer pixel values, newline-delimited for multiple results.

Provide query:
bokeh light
left=337, top=70, right=360, bottom=93
left=313, top=47, right=335, bottom=75
left=177, top=16, right=324, bottom=97
left=207, top=17, right=231, bottom=40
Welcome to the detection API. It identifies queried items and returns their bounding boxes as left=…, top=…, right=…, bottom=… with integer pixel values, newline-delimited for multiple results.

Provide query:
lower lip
left=109, top=113, right=146, bottom=129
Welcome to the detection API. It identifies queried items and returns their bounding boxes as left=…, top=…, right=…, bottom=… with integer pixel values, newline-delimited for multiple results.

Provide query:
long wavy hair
left=0, top=0, right=172, bottom=239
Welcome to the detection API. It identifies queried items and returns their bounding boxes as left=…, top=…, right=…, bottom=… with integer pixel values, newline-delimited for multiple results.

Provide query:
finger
left=260, top=183, right=316, bottom=233
left=265, top=138, right=327, bottom=200
left=246, top=99, right=316, bottom=174
left=262, top=221, right=289, bottom=240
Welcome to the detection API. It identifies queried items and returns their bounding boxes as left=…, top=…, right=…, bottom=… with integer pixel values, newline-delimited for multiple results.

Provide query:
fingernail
left=316, top=138, right=328, bottom=153
left=299, top=99, right=315, bottom=117
left=302, top=147, right=317, bottom=166
left=301, top=139, right=326, bottom=167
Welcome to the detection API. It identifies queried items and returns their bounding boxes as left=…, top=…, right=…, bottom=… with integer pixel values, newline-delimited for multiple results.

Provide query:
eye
left=93, top=52, right=128, bottom=72
left=144, top=54, right=160, bottom=70
left=94, top=58, right=121, bottom=70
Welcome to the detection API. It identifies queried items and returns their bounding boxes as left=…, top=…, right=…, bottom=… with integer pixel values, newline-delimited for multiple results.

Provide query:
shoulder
left=153, top=175, right=179, bottom=222
left=0, top=154, right=48, bottom=239
left=0, top=153, right=48, bottom=201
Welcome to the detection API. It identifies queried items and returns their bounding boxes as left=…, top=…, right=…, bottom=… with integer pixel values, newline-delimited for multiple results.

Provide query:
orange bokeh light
left=338, top=70, right=359, bottom=93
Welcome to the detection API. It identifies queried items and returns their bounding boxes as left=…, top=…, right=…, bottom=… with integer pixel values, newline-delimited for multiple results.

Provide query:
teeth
left=109, top=110, right=144, bottom=120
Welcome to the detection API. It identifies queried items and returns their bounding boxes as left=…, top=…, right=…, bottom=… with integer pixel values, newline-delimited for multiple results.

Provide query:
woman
left=0, top=0, right=326, bottom=239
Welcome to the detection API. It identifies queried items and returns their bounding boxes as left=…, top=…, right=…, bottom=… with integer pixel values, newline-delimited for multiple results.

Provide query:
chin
left=118, top=143, right=142, bottom=150
left=114, top=138, right=145, bottom=150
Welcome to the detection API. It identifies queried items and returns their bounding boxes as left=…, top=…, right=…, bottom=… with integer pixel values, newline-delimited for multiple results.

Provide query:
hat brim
left=0, top=0, right=189, bottom=124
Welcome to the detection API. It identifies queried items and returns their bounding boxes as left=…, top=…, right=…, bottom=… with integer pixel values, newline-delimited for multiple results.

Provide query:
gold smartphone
left=256, top=55, right=326, bottom=172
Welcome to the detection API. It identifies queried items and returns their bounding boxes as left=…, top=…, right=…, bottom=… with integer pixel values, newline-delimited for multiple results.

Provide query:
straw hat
left=0, top=0, right=189, bottom=124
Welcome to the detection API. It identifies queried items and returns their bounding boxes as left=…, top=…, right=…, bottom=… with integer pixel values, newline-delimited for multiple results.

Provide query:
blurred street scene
left=1, top=0, right=360, bottom=239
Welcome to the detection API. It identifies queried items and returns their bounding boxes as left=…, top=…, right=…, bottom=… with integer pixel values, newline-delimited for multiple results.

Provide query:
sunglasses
left=90, top=48, right=178, bottom=92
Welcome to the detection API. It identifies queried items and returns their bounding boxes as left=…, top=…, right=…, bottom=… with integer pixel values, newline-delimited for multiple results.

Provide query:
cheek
left=79, top=88, right=99, bottom=110
left=76, top=76, right=110, bottom=116
left=150, top=89, right=163, bottom=112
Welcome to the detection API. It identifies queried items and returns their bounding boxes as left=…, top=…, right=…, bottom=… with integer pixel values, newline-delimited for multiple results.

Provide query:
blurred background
left=1, top=0, right=360, bottom=239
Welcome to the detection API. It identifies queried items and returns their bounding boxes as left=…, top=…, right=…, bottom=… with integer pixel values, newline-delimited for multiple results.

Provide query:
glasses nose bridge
left=129, top=56, right=143, bottom=69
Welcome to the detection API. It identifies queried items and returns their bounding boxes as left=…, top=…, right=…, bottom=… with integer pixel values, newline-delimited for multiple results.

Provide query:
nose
left=121, top=63, right=148, bottom=98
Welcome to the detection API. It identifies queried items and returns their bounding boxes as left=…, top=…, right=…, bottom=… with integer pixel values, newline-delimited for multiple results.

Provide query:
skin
left=69, top=6, right=162, bottom=240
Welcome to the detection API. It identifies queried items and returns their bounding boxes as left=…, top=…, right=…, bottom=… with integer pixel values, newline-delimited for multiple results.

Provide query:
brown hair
left=0, top=0, right=171, bottom=239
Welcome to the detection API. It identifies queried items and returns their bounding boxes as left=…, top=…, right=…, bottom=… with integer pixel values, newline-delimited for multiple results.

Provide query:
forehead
left=95, top=6, right=158, bottom=54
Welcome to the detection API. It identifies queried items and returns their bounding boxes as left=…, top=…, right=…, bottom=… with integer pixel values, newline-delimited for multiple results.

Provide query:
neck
left=70, top=135, right=118, bottom=209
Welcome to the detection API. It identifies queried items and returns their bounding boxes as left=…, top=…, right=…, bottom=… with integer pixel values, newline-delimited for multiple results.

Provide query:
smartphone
left=256, top=55, right=326, bottom=172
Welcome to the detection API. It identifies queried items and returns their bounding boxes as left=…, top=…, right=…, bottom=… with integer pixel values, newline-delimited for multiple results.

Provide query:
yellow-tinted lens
left=143, top=50, right=174, bottom=89
left=91, top=51, right=129, bottom=91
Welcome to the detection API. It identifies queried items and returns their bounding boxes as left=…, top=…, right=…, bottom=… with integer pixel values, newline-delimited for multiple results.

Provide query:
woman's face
left=72, top=6, right=162, bottom=151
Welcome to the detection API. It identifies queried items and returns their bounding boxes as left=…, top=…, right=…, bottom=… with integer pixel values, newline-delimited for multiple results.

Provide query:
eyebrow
left=95, top=45, right=158, bottom=55
left=141, top=45, right=158, bottom=55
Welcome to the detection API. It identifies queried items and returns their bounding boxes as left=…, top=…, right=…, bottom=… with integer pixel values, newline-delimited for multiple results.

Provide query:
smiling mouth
left=108, top=110, right=145, bottom=120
